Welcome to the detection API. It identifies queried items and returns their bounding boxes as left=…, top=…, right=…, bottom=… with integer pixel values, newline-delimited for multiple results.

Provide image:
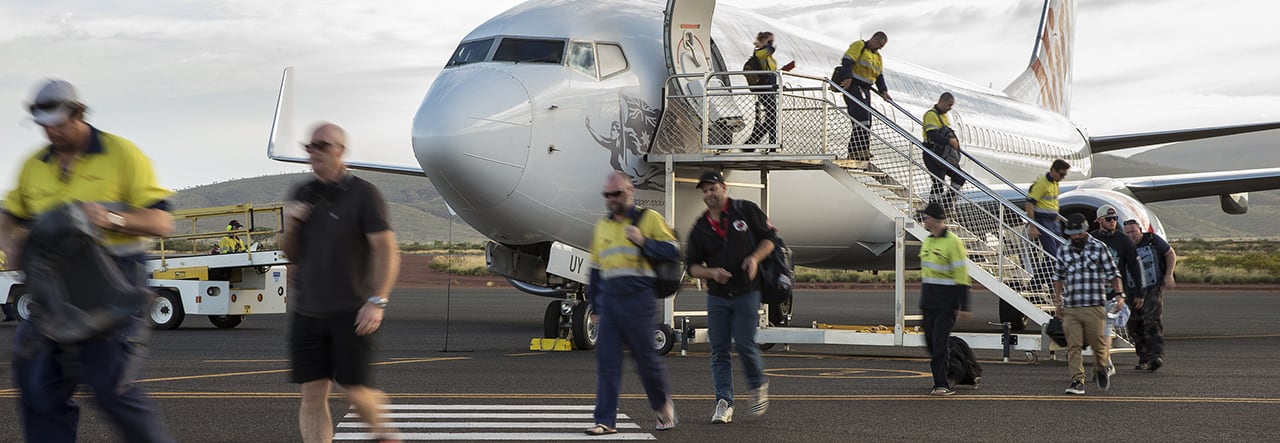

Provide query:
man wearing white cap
left=1, top=79, right=176, bottom=442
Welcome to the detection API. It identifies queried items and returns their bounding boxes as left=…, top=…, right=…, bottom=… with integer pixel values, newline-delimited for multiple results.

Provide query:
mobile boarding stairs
left=648, top=69, right=1132, bottom=361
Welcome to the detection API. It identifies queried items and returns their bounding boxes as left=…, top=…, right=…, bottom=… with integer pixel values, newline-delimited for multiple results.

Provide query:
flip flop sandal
left=584, top=424, right=618, bottom=436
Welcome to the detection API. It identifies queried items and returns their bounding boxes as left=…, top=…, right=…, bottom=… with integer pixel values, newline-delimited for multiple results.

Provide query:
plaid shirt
left=1054, top=236, right=1120, bottom=307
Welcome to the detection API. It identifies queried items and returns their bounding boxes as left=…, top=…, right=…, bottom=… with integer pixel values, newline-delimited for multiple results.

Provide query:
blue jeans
left=592, top=289, right=671, bottom=428
left=707, top=291, right=767, bottom=405
left=12, top=318, right=175, bottom=443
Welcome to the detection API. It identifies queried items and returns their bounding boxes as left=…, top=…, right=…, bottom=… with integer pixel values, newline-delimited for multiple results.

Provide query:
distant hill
left=172, top=171, right=487, bottom=244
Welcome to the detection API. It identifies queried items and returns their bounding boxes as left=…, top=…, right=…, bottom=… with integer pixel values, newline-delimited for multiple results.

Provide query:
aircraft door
left=663, top=0, right=717, bottom=96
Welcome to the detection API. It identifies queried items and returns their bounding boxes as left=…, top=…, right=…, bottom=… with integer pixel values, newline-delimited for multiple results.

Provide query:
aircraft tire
left=571, top=302, right=597, bottom=350
left=655, top=324, right=675, bottom=356
left=543, top=301, right=563, bottom=338
left=998, top=299, right=1028, bottom=331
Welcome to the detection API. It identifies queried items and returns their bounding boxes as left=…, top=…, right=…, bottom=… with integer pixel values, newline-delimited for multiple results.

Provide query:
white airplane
left=270, top=0, right=1280, bottom=348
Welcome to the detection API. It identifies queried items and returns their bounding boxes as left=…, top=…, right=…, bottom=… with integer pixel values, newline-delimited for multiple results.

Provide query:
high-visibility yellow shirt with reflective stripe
left=919, top=229, right=970, bottom=286
left=922, top=108, right=951, bottom=140
left=590, top=209, right=678, bottom=281
left=1027, top=173, right=1060, bottom=214
left=843, top=40, right=883, bottom=85
left=5, top=127, right=173, bottom=254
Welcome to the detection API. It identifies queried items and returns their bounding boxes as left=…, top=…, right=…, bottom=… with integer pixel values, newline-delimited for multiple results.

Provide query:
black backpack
left=743, top=54, right=767, bottom=86
left=21, top=203, right=154, bottom=343
left=947, top=336, right=983, bottom=386
left=732, top=200, right=794, bottom=304
left=628, top=207, right=684, bottom=298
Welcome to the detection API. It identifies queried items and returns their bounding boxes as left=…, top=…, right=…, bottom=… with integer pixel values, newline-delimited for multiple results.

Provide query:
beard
left=1071, top=237, right=1088, bottom=249
left=607, top=200, right=627, bottom=215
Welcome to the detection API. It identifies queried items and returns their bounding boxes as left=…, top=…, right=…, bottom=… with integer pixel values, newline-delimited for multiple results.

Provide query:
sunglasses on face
left=1102, top=216, right=1118, bottom=222
left=28, top=102, right=65, bottom=114
left=602, top=190, right=624, bottom=198
left=302, top=141, right=341, bottom=151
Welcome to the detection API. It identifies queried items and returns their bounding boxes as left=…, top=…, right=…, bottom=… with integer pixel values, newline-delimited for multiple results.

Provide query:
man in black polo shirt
left=686, top=170, right=775, bottom=424
left=281, top=122, right=401, bottom=443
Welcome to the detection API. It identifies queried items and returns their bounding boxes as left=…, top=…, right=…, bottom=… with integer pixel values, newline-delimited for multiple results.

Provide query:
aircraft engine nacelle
left=1058, top=185, right=1166, bottom=238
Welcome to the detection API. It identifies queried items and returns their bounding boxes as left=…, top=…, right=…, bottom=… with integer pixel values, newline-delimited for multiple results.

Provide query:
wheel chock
left=529, top=338, right=574, bottom=351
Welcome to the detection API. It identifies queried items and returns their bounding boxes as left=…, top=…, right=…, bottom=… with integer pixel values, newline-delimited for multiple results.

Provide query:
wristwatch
left=366, top=296, right=389, bottom=308
left=107, top=211, right=127, bottom=229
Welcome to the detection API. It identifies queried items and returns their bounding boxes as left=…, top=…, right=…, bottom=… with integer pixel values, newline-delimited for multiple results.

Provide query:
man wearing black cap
left=218, top=220, right=247, bottom=253
left=1053, top=213, right=1124, bottom=395
left=916, top=202, right=972, bottom=396
left=686, top=170, right=775, bottom=423
left=2, top=79, right=176, bottom=441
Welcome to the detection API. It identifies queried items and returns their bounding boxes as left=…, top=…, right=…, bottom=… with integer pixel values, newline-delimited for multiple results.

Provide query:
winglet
left=265, top=67, right=426, bottom=176
left=1003, top=0, right=1074, bottom=116
left=267, top=67, right=305, bottom=166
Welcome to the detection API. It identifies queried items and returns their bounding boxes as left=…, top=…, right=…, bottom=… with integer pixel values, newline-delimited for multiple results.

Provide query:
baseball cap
left=1095, top=204, right=1117, bottom=220
left=1063, top=213, right=1089, bottom=235
left=917, top=201, right=946, bottom=220
left=696, top=170, right=725, bottom=189
left=29, top=79, right=83, bottom=127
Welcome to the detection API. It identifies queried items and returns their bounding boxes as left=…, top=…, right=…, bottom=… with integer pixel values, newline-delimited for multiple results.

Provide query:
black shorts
left=288, top=311, right=374, bottom=386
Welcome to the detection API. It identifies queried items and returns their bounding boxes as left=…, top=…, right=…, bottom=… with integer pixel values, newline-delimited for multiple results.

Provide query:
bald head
left=306, top=121, right=348, bottom=182
left=310, top=122, right=347, bottom=151
left=602, top=171, right=634, bottom=216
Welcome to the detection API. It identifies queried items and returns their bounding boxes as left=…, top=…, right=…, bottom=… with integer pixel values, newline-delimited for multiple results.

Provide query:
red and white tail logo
left=1003, top=0, right=1074, bottom=116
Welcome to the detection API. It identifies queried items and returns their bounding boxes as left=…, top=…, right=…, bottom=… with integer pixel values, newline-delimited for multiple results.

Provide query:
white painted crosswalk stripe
left=333, top=432, right=655, bottom=441
left=334, top=403, right=656, bottom=441
left=338, top=422, right=642, bottom=429
left=342, top=412, right=620, bottom=419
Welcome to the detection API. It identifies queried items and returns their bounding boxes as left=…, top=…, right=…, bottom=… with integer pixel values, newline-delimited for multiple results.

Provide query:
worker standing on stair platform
left=838, top=31, right=891, bottom=161
left=743, top=31, right=795, bottom=150
left=917, top=202, right=972, bottom=396
left=921, top=93, right=965, bottom=215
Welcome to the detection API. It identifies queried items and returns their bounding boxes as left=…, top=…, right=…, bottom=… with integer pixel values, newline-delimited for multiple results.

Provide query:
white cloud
left=1, top=0, right=1276, bottom=193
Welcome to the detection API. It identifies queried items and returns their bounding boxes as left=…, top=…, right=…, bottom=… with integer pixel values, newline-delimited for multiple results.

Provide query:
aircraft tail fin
left=1003, top=0, right=1075, bottom=116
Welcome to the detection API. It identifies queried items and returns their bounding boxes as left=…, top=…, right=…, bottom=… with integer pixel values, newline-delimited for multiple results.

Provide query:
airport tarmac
left=1, top=287, right=1277, bottom=442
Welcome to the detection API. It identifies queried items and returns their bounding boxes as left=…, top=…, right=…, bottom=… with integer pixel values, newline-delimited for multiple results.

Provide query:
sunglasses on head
left=602, top=190, right=624, bottom=198
left=28, top=102, right=66, bottom=114
left=302, top=141, right=340, bottom=151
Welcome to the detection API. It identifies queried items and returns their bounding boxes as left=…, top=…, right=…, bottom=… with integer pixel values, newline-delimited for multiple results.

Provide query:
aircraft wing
left=1089, top=122, right=1280, bottom=154
left=984, top=167, right=1280, bottom=208
left=1114, top=167, right=1280, bottom=203
left=266, top=67, right=425, bottom=177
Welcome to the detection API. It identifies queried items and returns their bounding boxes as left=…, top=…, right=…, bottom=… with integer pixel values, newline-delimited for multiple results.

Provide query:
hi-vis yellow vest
left=919, top=230, right=970, bottom=286
left=843, top=40, right=883, bottom=85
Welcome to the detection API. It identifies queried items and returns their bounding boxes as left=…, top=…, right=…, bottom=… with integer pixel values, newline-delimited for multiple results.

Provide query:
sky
left=1, top=0, right=1277, bottom=191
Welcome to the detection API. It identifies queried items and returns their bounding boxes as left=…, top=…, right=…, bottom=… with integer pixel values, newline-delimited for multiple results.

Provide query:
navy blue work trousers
left=592, top=288, right=671, bottom=428
left=12, top=317, right=174, bottom=443
left=921, top=308, right=957, bottom=389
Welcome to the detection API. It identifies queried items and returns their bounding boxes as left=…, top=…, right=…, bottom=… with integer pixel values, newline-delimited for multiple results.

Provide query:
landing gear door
left=663, top=0, right=718, bottom=96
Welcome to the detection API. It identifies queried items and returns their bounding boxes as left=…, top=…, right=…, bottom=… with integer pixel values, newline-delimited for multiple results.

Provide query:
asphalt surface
left=1, top=286, right=1278, bottom=442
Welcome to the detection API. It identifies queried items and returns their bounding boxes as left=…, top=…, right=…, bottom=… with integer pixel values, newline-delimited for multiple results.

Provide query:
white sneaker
left=747, top=382, right=769, bottom=417
left=711, top=399, right=733, bottom=424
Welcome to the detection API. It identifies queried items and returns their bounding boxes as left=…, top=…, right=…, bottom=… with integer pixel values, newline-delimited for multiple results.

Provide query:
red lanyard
left=705, top=201, right=731, bottom=238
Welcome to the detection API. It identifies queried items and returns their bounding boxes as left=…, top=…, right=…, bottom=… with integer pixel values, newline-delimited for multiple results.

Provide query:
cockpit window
left=567, top=42, right=596, bottom=78
left=446, top=38, right=493, bottom=67
left=597, top=43, right=628, bottom=78
left=493, top=38, right=564, bottom=64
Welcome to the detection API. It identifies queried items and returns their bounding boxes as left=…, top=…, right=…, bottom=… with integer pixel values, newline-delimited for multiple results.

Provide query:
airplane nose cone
left=412, top=68, right=532, bottom=210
